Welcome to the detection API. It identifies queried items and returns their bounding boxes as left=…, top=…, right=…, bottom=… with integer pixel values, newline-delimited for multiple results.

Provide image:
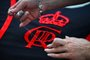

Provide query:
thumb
left=47, top=38, right=66, bottom=48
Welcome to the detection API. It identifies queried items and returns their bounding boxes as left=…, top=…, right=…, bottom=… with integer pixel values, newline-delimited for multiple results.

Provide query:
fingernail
left=8, top=10, right=15, bottom=15
left=19, top=23, right=24, bottom=27
left=44, top=49, right=49, bottom=51
left=47, top=44, right=52, bottom=47
left=65, top=36, right=69, bottom=39
left=10, top=9, right=15, bottom=12
left=47, top=54, right=54, bottom=56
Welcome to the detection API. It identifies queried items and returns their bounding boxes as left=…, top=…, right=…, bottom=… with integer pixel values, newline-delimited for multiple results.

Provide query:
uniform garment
left=0, top=0, right=90, bottom=60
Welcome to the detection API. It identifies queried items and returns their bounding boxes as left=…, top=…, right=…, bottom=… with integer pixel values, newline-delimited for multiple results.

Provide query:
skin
left=8, top=0, right=40, bottom=27
left=8, top=0, right=90, bottom=60
left=8, top=0, right=90, bottom=27
left=45, top=36, right=90, bottom=60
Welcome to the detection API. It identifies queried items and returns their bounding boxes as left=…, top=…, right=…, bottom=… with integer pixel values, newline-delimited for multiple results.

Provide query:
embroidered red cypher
left=24, top=12, right=70, bottom=48
left=0, top=0, right=70, bottom=48
left=0, top=0, right=90, bottom=49
left=24, top=26, right=61, bottom=48
left=39, top=11, right=70, bottom=27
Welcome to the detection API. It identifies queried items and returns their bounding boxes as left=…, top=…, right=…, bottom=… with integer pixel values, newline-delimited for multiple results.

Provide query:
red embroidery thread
left=24, top=26, right=61, bottom=48
left=0, top=0, right=16, bottom=39
left=39, top=11, right=70, bottom=27
left=86, top=34, right=90, bottom=41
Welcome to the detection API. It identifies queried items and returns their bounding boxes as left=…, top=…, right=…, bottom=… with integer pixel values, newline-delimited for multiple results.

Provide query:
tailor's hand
left=8, top=0, right=40, bottom=27
left=45, top=36, right=90, bottom=60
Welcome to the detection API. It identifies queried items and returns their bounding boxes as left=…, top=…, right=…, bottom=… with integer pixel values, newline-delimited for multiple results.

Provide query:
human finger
left=19, top=19, right=31, bottom=27
left=8, top=1, right=26, bottom=16
left=47, top=38, right=66, bottom=48
left=45, top=46, right=67, bottom=53
left=47, top=53, right=71, bottom=59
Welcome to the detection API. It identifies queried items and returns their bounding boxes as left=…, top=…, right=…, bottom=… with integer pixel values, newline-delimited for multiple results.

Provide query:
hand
left=45, top=36, right=90, bottom=60
left=8, top=0, right=40, bottom=27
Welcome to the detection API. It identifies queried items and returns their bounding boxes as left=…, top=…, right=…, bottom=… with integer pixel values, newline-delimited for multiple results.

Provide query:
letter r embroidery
left=24, top=26, right=61, bottom=48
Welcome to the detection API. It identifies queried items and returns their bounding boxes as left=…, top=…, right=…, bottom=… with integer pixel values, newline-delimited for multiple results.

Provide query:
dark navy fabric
left=0, top=0, right=90, bottom=60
